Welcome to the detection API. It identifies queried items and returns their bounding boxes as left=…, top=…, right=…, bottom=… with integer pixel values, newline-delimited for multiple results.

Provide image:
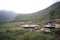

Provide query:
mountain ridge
left=0, top=10, right=17, bottom=23
left=0, top=1, right=60, bottom=23
left=14, top=1, right=60, bottom=22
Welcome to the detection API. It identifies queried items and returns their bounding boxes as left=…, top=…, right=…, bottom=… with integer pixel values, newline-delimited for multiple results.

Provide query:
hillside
left=15, top=2, right=60, bottom=22
left=0, top=2, right=60, bottom=23
left=0, top=10, right=17, bottom=23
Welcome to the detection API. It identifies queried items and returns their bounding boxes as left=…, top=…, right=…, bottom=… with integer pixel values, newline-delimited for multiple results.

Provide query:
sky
left=0, top=0, right=60, bottom=14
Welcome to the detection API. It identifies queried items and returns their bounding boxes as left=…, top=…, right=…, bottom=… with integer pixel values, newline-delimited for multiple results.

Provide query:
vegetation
left=0, top=28, right=60, bottom=40
left=0, top=29, right=56, bottom=40
left=0, top=2, right=60, bottom=40
left=50, top=7, right=60, bottom=23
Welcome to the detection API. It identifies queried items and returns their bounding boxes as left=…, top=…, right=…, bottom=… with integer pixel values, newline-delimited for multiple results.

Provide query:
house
left=22, top=25, right=38, bottom=30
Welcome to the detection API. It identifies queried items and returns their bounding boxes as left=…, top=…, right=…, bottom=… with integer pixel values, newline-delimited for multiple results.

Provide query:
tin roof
left=22, top=25, right=38, bottom=27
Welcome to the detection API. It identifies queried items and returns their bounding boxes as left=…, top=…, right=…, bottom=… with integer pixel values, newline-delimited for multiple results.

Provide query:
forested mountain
left=0, top=10, right=17, bottom=23
left=15, top=2, right=60, bottom=22
left=0, top=2, right=60, bottom=23
left=50, top=2, right=60, bottom=19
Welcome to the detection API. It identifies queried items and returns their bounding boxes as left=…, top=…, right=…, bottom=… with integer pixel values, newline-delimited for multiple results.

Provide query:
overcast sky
left=0, top=0, right=60, bottom=14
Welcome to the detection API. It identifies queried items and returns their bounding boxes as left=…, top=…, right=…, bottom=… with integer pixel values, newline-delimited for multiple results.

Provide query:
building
left=22, top=25, right=38, bottom=30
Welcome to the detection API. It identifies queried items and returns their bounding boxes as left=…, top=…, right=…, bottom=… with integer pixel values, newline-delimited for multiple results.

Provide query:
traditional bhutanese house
left=22, top=25, right=38, bottom=30
left=44, top=25, right=55, bottom=32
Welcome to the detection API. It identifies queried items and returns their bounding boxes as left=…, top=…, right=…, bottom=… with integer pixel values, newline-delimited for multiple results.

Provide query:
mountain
left=0, top=10, right=17, bottom=23
left=15, top=1, right=60, bottom=22
left=0, top=2, right=59, bottom=23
